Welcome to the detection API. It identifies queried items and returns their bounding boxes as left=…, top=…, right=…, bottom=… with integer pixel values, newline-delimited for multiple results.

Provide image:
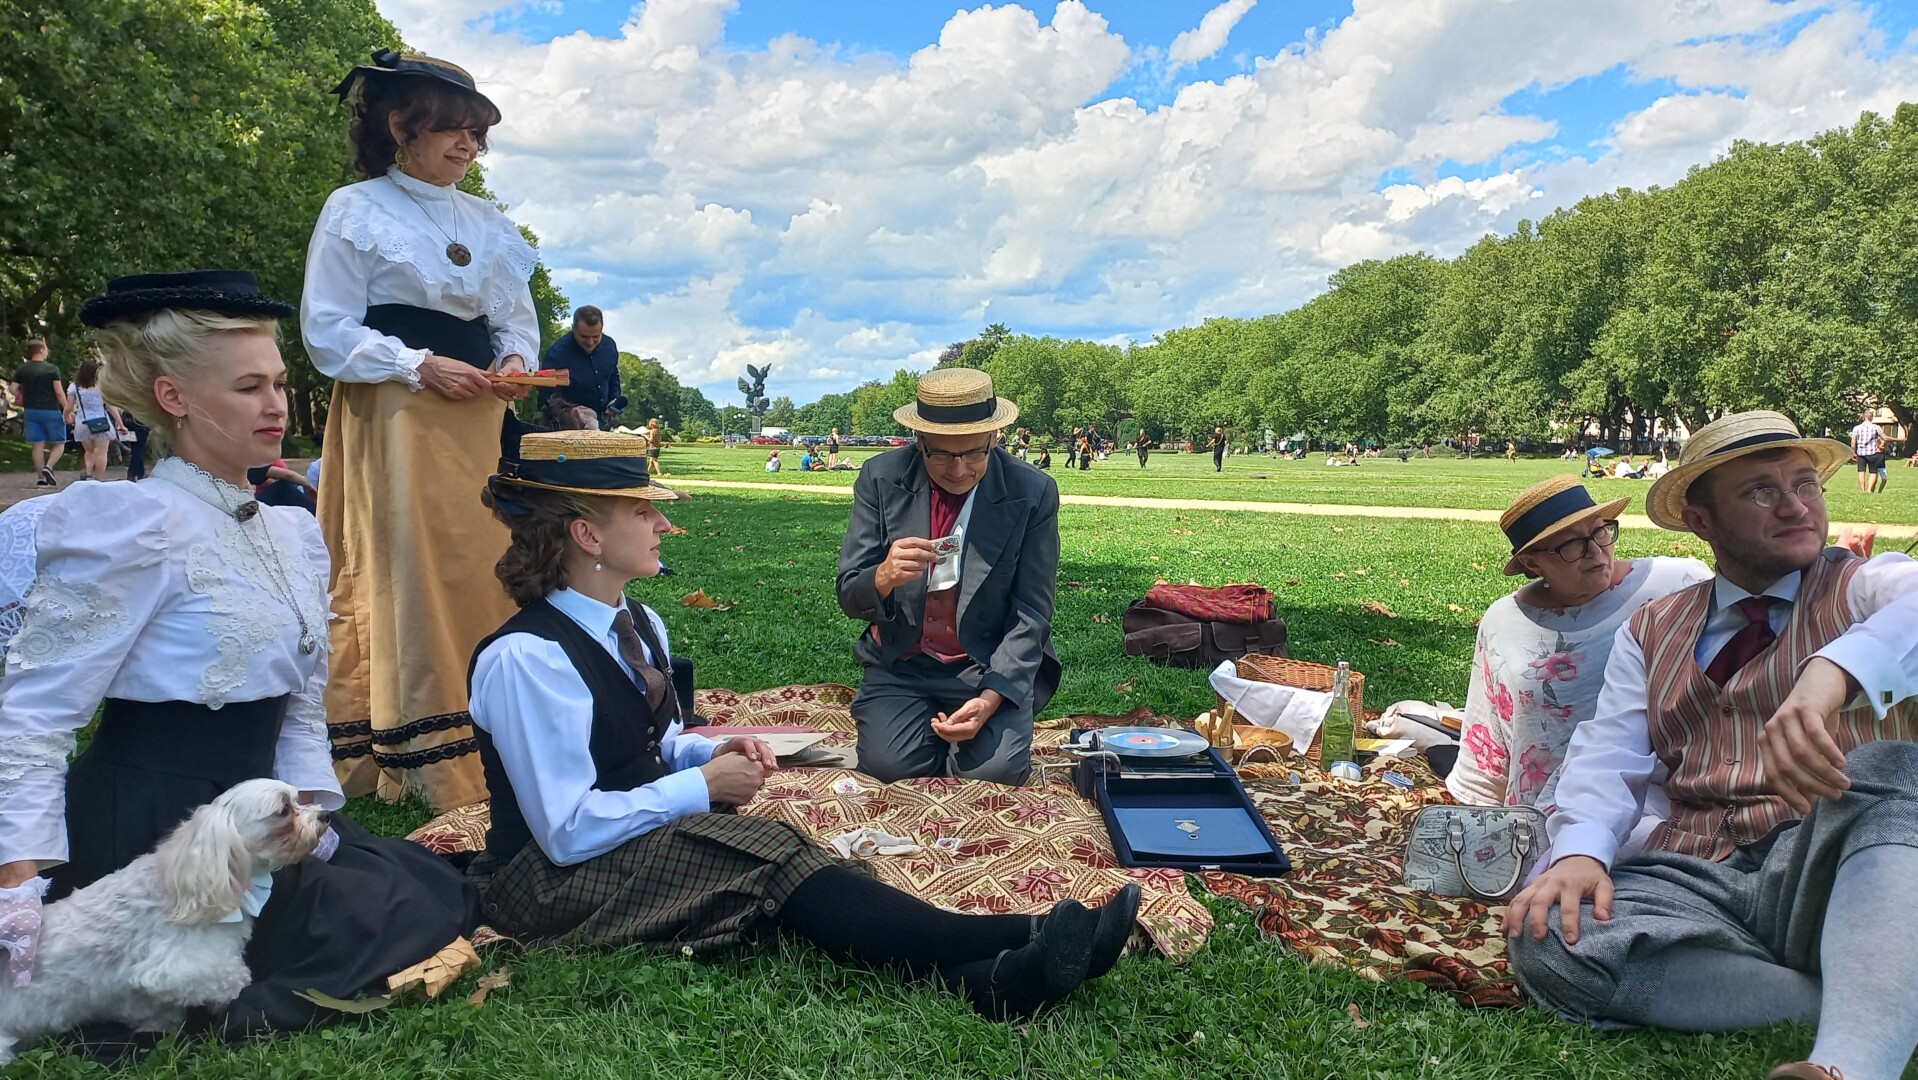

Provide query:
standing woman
left=0, top=272, right=475, bottom=1036
left=63, top=357, right=126, bottom=482
left=1133, top=427, right=1150, bottom=468
left=302, top=51, right=536, bottom=809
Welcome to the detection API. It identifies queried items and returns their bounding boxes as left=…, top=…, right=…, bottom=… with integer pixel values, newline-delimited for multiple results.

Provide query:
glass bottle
left=1323, top=661, right=1361, bottom=781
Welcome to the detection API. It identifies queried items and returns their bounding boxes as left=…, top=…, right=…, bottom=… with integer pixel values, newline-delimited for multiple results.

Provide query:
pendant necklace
left=395, top=178, right=473, bottom=267
left=175, top=460, right=321, bottom=654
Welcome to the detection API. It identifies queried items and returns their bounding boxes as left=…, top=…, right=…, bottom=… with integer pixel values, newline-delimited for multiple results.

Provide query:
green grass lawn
left=669, top=444, right=1918, bottom=527
left=26, top=488, right=1908, bottom=1078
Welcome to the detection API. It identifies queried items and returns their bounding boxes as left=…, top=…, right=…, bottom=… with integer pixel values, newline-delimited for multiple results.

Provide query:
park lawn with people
left=658, top=444, right=1918, bottom=527
left=27, top=489, right=1875, bottom=1079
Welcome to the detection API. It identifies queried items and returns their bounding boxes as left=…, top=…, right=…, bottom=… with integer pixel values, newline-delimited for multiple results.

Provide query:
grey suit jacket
left=836, top=445, right=1061, bottom=711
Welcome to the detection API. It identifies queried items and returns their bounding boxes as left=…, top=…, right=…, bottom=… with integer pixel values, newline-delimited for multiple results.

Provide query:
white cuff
left=655, top=766, right=711, bottom=816
left=1549, top=822, right=1621, bottom=871
left=1813, top=634, right=1912, bottom=720
left=398, top=348, right=429, bottom=392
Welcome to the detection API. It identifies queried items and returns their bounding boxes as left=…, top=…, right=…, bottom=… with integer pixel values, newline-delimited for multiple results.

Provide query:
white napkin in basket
left=1207, top=661, right=1335, bottom=753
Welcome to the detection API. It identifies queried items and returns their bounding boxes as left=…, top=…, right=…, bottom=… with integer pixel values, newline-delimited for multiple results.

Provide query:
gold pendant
left=447, top=242, right=473, bottom=267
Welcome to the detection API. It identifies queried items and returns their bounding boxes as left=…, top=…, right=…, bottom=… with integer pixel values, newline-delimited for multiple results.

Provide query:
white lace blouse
left=0, top=460, right=344, bottom=868
left=300, top=166, right=540, bottom=388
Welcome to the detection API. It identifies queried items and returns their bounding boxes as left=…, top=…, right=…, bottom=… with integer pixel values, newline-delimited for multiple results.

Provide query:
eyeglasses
left=1742, top=478, right=1825, bottom=509
left=1546, top=520, right=1620, bottom=563
left=922, top=446, right=991, bottom=465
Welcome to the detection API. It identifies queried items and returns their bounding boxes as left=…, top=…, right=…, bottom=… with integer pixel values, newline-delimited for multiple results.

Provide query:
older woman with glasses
left=1447, top=477, right=1711, bottom=826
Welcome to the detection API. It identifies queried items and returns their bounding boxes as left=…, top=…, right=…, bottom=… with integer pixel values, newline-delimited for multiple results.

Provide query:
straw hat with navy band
left=1644, top=410, right=1852, bottom=532
left=332, top=49, right=502, bottom=125
left=1499, top=475, right=1630, bottom=576
left=893, top=368, right=1020, bottom=436
left=490, top=430, right=687, bottom=505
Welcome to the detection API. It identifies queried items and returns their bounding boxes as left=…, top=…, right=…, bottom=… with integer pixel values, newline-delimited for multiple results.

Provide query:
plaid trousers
left=474, top=812, right=837, bottom=949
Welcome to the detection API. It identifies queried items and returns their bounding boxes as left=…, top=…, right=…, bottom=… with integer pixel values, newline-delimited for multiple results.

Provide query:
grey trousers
left=851, top=655, right=1034, bottom=785
left=1509, top=740, right=1918, bottom=1027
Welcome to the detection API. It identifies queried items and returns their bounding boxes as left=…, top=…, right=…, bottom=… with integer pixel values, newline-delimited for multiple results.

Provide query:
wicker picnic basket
left=1215, top=654, right=1364, bottom=766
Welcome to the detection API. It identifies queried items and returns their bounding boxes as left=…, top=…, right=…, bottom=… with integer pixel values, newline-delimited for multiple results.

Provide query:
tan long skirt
left=319, top=379, right=516, bottom=810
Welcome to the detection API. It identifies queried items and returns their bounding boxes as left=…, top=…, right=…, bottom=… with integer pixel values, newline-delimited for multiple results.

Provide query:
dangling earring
left=594, top=561, right=603, bottom=573
left=395, top=145, right=410, bottom=168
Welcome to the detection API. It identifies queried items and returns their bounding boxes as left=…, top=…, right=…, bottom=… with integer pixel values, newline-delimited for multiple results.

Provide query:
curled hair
left=92, top=309, right=278, bottom=456
left=346, top=79, right=496, bottom=181
left=481, top=481, right=614, bottom=607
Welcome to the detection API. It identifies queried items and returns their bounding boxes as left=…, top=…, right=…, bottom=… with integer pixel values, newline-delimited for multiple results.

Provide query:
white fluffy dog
left=0, top=778, right=326, bottom=1062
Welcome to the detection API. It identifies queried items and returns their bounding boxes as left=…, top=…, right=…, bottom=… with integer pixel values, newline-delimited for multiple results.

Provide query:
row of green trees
left=1, top=0, right=573, bottom=439
left=808, top=106, right=1918, bottom=448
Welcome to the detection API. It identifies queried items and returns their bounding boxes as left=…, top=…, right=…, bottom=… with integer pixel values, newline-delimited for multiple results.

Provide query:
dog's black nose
left=316, top=810, right=333, bottom=826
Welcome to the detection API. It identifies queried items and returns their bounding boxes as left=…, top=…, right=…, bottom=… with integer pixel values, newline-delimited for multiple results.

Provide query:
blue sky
left=385, top=0, right=1918, bottom=405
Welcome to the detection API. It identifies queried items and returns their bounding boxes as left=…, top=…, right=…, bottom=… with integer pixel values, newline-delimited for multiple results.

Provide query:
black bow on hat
left=79, top=270, right=296, bottom=328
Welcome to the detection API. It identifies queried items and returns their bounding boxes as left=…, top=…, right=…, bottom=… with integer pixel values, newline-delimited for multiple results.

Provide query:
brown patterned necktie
left=610, top=607, right=669, bottom=711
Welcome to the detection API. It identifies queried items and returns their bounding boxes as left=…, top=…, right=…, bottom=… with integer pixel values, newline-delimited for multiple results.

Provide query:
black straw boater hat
left=79, top=270, right=296, bottom=328
left=491, top=430, right=687, bottom=508
left=333, top=49, right=501, bottom=125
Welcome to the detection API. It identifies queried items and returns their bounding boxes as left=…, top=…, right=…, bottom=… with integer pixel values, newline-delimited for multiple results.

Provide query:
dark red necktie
left=1703, top=596, right=1782, bottom=687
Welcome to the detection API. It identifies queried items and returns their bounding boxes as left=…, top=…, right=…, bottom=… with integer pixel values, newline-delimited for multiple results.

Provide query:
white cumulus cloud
left=1167, top=0, right=1257, bottom=70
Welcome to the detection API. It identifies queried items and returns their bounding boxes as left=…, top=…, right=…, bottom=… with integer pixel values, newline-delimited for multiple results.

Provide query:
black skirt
left=53, top=697, right=479, bottom=1037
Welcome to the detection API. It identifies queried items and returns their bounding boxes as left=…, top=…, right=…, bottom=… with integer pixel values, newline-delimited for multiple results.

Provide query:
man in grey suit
left=836, top=368, right=1061, bottom=785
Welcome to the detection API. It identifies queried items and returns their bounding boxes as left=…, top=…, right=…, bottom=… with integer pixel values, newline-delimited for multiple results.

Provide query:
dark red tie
left=1704, top=596, right=1782, bottom=687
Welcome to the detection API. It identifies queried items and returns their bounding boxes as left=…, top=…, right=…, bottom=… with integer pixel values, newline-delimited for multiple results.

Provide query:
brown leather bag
left=1121, top=601, right=1287, bottom=669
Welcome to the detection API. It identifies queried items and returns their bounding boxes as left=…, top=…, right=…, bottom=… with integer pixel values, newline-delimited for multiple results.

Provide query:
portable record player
left=1070, top=727, right=1290, bottom=877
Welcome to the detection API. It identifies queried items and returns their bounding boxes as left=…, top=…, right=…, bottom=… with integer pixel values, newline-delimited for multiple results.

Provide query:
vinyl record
left=1095, top=726, right=1211, bottom=759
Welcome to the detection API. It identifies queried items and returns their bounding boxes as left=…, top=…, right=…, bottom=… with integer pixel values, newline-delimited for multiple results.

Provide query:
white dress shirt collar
left=386, top=164, right=455, bottom=202
left=547, top=587, right=624, bottom=641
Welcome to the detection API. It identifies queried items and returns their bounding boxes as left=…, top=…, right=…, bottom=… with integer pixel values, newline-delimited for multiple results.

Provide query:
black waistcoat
left=468, top=597, right=676, bottom=862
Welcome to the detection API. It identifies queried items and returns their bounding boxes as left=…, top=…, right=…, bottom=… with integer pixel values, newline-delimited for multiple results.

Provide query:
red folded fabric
left=1144, top=583, right=1273, bottom=624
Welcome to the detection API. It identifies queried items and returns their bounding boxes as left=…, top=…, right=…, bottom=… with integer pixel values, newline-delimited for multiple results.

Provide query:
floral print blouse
left=1446, top=556, right=1713, bottom=812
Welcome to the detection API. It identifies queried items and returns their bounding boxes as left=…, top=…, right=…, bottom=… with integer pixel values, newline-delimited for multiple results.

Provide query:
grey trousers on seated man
left=853, top=655, right=1034, bottom=784
left=1511, top=741, right=1918, bottom=1038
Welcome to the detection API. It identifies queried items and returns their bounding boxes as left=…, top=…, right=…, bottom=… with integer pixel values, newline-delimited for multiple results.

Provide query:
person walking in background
left=1065, top=425, right=1082, bottom=469
left=1076, top=433, right=1092, bottom=470
left=827, top=427, right=842, bottom=466
left=1210, top=425, right=1227, bottom=473
left=1852, top=409, right=1887, bottom=495
left=123, top=415, right=150, bottom=480
left=12, top=340, right=68, bottom=487
left=645, top=416, right=668, bottom=477
left=1506, top=439, right=1517, bottom=463
left=1133, top=427, right=1151, bottom=468
left=64, top=357, right=126, bottom=482
left=538, top=306, right=624, bottom=429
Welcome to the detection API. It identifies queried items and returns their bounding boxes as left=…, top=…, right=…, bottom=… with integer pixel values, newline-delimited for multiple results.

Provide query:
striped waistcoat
left=1628, top=549, right=1918, bottom=860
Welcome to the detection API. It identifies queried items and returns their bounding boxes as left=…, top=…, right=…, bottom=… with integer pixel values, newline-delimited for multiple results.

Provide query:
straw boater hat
left=893, top=368, right=1020, bottom=436
left=491, top=430, right=686, bottom=503
left=1644, top=410, right=1851, bottom=532
left=1499, top=475, right=1630, bottom=576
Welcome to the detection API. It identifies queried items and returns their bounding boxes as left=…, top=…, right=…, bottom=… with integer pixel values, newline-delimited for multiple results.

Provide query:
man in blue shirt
left=538, top=306, right=625, bottom=428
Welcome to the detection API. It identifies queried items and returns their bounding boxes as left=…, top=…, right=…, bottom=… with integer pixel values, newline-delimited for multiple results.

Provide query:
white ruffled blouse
left=300, top=166, right=540, bottom=388
left=0, top=460, right=344, bottom=869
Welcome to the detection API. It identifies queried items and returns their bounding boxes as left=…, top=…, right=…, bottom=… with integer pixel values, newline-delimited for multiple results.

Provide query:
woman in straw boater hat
left=1506, top=410, right=1918, bottom=1080
left=837, top=368, right=1064, bottom=787
left=302, top=50, right=539, bottom=810
left=1446, top=475, right=1710, bottom=813
left=0, top=271, right=476, bottom=1039
left=466, top=429, right=1135, bottom=1018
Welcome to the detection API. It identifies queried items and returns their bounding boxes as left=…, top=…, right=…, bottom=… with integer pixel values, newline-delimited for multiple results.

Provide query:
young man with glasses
left=835, top=368, right=1059, bottom=785
left=1506, top=411, right=1918, bottom=1080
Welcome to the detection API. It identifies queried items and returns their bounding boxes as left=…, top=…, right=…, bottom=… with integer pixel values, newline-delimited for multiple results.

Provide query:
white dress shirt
left=0, top=460, right=344, bottom=867
left=1548, top=552, right=1918, bottom=870
left=469, top=588, right=717, bottom=867
left=300, top=166, right=540, bottom=387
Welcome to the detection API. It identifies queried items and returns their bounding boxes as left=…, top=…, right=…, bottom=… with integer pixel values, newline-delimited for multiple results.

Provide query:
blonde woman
left=0, top=271, right=474, bottom=1039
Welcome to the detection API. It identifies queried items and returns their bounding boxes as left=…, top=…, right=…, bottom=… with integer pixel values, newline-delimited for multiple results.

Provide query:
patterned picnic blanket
left=1199, top=756, right=1526, bottom=1008
left=407, top=684, right=1214, bottom=962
